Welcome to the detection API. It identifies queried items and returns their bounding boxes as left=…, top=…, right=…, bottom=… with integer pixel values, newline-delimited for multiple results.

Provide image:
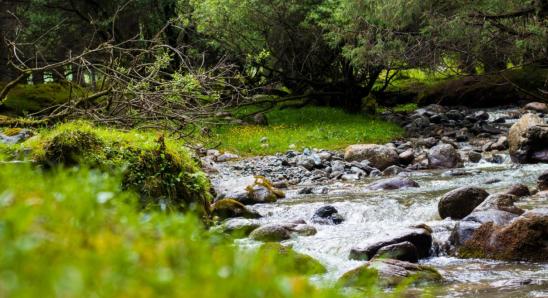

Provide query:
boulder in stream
left=259, top=243, right=326, bottom=275
left=457, top=211, right=548, bottom=261
left=365, top=177, right=419, bottom=191
left=211, top=199, right=261, bottom=219
left=508, top=113, right=548, bottom=163
left=373, top=241, right=418, bottom=263
left=344, top=144, right=399, bottom=170
left=249, top=222, right=317, bottom=242
left=349, top=227, right=432, bottom=261
left=311, top=205, right=344, bottom=225
left=438, top=187, right=489, bottom=219
left=428, top=144, right=463, bottom=169
left=523, top=102, right=548, bottom=113
left=538, top=170, right=548, bottom=191
left=215, top=176, right=285, bottom=204
left=338, top=259, right=442, bottom=288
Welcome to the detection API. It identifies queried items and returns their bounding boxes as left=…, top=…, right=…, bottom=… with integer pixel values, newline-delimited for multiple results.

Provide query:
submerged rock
left=311, top=205, right=344, bottom=225
left=344, top=144, right=399, bottom=170
left=504, top=184, right=531, bottom=197
left=438, top=187, right=489, bottom=219
left=338, top=259, right=442, bottom=288
left=365, top=177, right=419, bottom=190
left=349, top=227, right=432, bottom=261
left=538, top=170, right=548, bottom=191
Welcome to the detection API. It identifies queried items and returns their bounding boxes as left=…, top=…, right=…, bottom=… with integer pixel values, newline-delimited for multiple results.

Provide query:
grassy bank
left=0, top=164, right=358, bottom=297
left=207, top=107, right=404, bottom=156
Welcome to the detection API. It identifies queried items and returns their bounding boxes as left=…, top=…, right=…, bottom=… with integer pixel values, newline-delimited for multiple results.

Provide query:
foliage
left=0, top=164, right=348, bottom=298
left=206, top=106, right=403, bottom=155
left=1, top=83, right=79, bottom=115
left=22, top=121, right=211, bottom=213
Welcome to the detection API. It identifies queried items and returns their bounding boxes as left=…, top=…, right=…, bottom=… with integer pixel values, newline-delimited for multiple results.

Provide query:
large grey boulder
left=508, top=113, right=548, bottom=163
left=344, top=144, right=399, bottom=170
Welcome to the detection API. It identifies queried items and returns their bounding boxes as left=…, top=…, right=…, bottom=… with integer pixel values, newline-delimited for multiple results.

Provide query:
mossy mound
left=25, top=121, right=211, bottom=215
left=258, top=243, right=326, bottom=275
left=338, top=259, right=442, bottom=288
left=418, top=67, right=548, bottom=108
left=1, top=83, right=78, bottom=115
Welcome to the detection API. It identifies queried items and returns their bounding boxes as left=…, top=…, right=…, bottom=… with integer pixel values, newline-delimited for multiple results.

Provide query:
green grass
left=207, top=107, right=404, bottom=155
left=0, top=164, right=357, bottom=298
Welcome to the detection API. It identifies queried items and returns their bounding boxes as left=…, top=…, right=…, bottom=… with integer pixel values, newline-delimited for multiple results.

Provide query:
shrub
left=24, top=121, right=211, bottom=214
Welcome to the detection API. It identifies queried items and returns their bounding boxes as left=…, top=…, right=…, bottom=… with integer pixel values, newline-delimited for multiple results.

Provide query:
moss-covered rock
left=338, top=259, right=442, bottom=288
left=24, top=121, right=212, bottom=215
left=211, top=199, right=261, bottom=219
left=458, top=213, right=548, bottom=261
left=258, top=243, right=326, bottom=275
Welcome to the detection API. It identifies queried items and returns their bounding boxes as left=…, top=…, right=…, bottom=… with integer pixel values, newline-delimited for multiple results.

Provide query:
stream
left=224, top=108, right=548, bottom=297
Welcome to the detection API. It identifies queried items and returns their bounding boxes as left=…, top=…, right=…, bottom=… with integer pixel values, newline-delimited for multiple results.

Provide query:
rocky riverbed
left=205, top=103, right=548, bottom=297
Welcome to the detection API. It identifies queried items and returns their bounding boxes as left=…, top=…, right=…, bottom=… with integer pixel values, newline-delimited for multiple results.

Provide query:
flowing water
left=238, top=158, right=548, bottom=297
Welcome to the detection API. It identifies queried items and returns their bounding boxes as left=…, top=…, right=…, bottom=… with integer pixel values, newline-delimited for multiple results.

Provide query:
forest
left=0, top=0, right=547, bottom=297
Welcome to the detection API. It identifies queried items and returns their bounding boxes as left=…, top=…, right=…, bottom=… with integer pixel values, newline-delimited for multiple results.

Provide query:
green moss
left=259, top=243, right=327, bottom=275
left=2, top=83, right=83, bottom=115
left=2, top=127, right=23, bottom=136
left=24, top=121, right=211, bottom=215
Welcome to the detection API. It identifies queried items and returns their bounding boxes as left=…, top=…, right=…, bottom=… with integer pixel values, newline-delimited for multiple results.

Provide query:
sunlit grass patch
left=208, top=106, right=403, bottom=155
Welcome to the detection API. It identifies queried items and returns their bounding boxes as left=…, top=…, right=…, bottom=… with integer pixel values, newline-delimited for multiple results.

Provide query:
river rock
left=458, top=212, right=548, bottom=261
left=468, top=151, right=482, bottom=163
left=438, top=187, right=489, bottom=219
left=217, top=218, right=260, bottom=237
left=538, top=170, right=548, bottom=191
left=504, top=184, right=531, bottom=197
left=216, top=152, right=239, bottom=162
left=449, top=221, right=482, bottom=247
left=428, top=144, right=463, bottom=169
left=473, top=193, right=524, bottom=215
left=365, top=177, right=419, bottom=190
left=338, top=259, right=442, bottom=288
left=508, top=113, right=548, bottom=163
left=463, top=209, right=519, bottom=226
left=373, top=241, right=419, bottom=263
left=249, top=222, right=317, bottom=242
left=215, top=176, right=285, bottom=204
left=258, top=243, right=326, bottom=274
left=382, top=165, right=406, bottom=176
left=211, top=199, right=262, bottom=219
left=311, top=205, right=344, bottom=225
left=523, top=102, right=548, bottom=113
left=398, top=149, right=415, bottom=165
left=349, top=227, right=432, bottom=260
left=250, top=224, right=291, bottom=242
left=344, top=144, right=399, bottom=170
